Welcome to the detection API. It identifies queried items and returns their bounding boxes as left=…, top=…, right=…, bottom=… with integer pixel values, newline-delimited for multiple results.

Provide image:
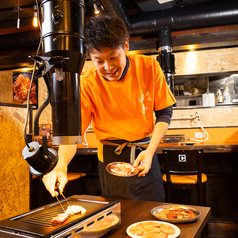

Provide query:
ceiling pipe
left=1, top=1, right=238, bottom=58
left=0, top=30, right=40, bottom=51
left=100, top=0, right=238, bottom=36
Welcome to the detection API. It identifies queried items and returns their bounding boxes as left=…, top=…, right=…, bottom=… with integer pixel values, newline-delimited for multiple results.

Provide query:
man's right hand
left=42, top=167, right=68, bottom=197
left=42, top=144, right=77, bottom=197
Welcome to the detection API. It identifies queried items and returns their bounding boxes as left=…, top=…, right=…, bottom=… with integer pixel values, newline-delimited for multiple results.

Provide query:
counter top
left=156, top=142, right=238, bottom=153
left=103, top=198, right=211, bottom=238
left=74, top=142, right=238, bottom=155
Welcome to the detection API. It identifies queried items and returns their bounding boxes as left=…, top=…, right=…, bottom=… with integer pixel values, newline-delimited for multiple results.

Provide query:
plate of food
left=106, top=162, right=139, bottom=177
left=126, top=220, right=180, bottom=238
left=151, top=205, right=201, bottom=223
left=86, top=214, right=120, bottom=231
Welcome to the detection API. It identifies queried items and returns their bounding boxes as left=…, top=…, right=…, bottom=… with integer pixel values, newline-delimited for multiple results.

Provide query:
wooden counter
left=103, top=198, right=211, bottom=238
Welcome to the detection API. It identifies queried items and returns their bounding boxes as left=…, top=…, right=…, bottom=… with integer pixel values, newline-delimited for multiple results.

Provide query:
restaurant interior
left=0, top=0, right=238, bottom=237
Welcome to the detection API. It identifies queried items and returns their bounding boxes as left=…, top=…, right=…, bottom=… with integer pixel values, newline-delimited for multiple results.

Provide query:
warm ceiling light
left=93, top=3, right=100, bottom=15
left=187, top=45, right=196, bottom=51
left=157, top=0, right=174, bottom=3
left=14, top=0, right=22, bottom=29
left=33, top=5, right=38, bottom=27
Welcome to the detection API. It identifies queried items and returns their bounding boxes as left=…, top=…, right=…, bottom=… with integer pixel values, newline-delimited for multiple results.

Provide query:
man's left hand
left=133, top=149, right=154, bottom=177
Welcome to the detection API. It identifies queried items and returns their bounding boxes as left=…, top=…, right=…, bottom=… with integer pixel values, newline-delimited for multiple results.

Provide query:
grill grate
left=0, top=195, right=120, bottom=238
left=23, top=207, right=63, bottom=227
left=22, top=201, right=87, bottom=227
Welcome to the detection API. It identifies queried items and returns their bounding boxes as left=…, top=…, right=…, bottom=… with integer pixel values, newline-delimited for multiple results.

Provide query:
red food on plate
left=110, top=163, right=135, bottom=176
left=51, top=213, right=69, bottom=224
left=88, top=215, right=119, bottom=231
left=155, top=208, right=197, bottom=220
left=13, top=74, right=37, bottom=104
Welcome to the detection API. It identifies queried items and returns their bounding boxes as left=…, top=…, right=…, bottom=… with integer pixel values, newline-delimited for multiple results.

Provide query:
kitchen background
left=1, top=40, right=238, bottom=221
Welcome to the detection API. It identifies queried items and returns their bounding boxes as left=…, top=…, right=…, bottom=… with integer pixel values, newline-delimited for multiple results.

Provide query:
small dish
left=106, top=162, right=139, bottom=177
left=151, top=205, right=201, bottom=223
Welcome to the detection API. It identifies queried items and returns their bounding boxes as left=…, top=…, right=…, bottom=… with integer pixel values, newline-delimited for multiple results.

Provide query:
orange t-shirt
left=80, top=54, right=176, bottom=141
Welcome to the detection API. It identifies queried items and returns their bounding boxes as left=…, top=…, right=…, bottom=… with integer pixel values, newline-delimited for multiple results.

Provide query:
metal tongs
left=55, top=181, right=71, bottom=213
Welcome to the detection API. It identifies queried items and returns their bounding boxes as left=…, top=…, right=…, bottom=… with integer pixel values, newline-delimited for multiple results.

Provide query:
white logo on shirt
left=139, top=94, right=149, bottom=114
left=145, top=92, right=152, bottom=101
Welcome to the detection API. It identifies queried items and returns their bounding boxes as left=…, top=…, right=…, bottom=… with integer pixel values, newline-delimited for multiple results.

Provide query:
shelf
left=173, top=103, right=238, bottom=110
left=0, top=102, right=37, bottom=109
left=174, top=71, right=238, bottom=79
left=215, top=102, right=238, bottom=106
left=175, top=95, right=202, bottom=99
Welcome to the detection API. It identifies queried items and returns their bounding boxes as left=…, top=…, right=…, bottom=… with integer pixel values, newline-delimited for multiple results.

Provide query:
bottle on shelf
left=223, top=85, right=231, bottom=103
left=216, top=88, right=223, bottom=103
left=179, top=84, right=184, bottom=95
left=174, top=85, right=180, bottom=96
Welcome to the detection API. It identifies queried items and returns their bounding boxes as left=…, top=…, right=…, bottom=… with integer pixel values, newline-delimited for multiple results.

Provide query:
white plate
left=126, top=220, right=181, bottom=238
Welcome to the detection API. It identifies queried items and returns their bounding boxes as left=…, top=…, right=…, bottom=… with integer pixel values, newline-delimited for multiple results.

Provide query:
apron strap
left=100, top=138, right=150, bottom=164
left=115, top=142, right=129, bottom=155
left=130, top=145, right=142, bottom=164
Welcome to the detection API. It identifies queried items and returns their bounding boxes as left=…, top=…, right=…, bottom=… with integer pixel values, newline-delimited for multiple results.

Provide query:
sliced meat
left=51, top=213, right=69, bottom=224
left=65, top=205, right=87, bottom=216
left=111, top=163, right=135, bottom=176
left=159, top=224, right=175, bottom=235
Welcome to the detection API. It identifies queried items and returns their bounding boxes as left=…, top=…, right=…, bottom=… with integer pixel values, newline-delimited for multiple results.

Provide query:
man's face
left=89, top=39, right=129, bottom=81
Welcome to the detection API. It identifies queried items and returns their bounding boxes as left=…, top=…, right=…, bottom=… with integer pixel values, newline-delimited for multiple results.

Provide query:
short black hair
left=85, top=14, right=129, bottom=53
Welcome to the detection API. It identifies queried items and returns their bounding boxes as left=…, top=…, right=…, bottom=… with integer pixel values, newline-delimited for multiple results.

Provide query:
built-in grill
left=0, top=195, right=121, bottom=238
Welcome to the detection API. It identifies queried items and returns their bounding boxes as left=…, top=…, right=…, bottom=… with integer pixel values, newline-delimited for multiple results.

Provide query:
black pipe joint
left=157, top=52, right=175, bottom=74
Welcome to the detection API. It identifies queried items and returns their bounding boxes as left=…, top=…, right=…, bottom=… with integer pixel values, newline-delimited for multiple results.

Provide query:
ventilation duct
left=100, top=0, right=238, bottom=36
left=157, top=27, right=175, bottom=89
left=134, top=0, right=179, bottom=12
left=1, top=0, right=238, bottom=69
left=0, top=31, right=40, bottom=51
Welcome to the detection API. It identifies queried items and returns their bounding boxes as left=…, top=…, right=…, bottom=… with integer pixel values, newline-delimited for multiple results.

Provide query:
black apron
left=98, top=138, right=165, bottom=202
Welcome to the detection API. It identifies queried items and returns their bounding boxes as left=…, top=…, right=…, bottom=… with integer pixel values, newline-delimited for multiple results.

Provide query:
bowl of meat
left=151, top=205, right=201, bottom=223
left=106, top=162, right=139, bottom=177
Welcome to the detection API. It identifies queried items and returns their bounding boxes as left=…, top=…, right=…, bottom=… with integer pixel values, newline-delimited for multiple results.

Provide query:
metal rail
left=171, top=112, right=199, bottom=121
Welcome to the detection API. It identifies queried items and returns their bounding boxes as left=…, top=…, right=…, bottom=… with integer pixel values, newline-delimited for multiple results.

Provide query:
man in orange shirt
left=43, top=14, right=176, bottom=202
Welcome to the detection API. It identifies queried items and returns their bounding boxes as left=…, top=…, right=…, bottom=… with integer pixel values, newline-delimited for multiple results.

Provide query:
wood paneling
left=0, top=109, right=29, bottom=221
